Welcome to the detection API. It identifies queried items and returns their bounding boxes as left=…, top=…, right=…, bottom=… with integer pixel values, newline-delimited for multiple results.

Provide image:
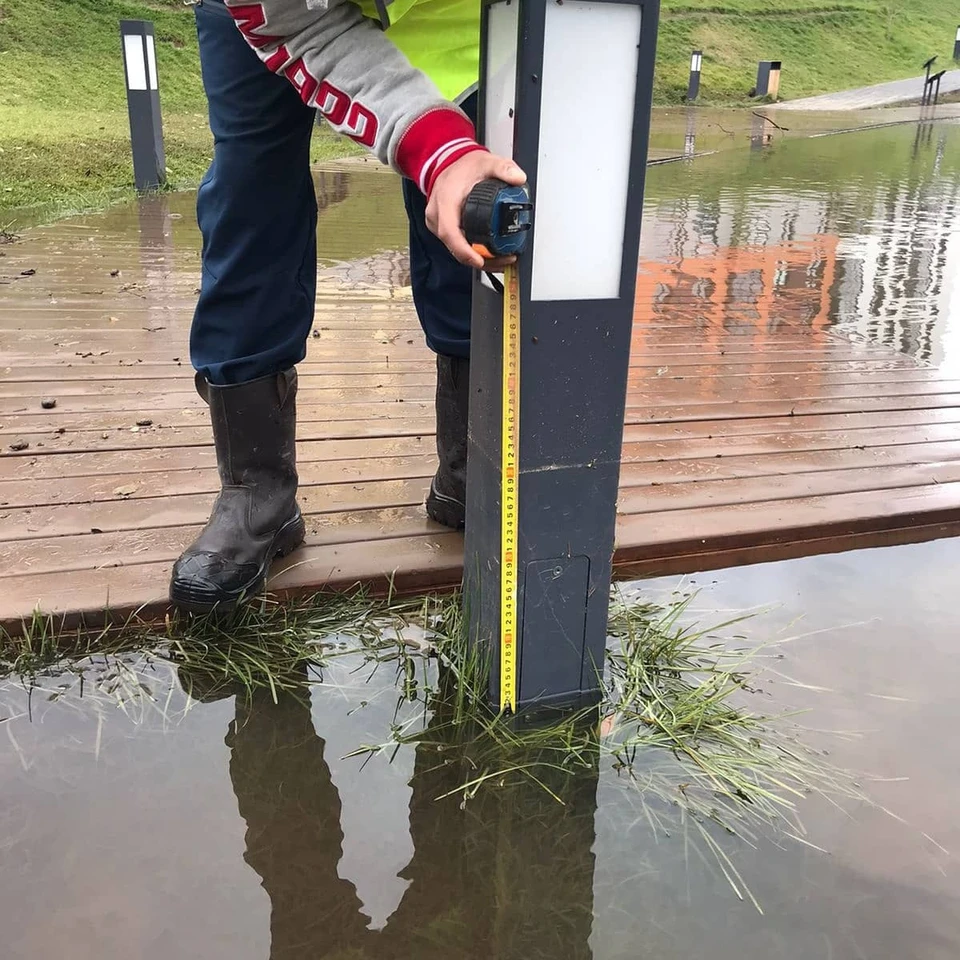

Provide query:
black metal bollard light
left=921, top=55, right=937, bottom=106
left=120, top=20, right=166, bottom=192
left=754, top=60, right=782, bottom=99
left=464, top=0, right=660, bottom=714
left=931, top=69, right=946, bottom=106
left=686, top=49, right=702, bottom=101
left=954, top=27, right=960, bottom=62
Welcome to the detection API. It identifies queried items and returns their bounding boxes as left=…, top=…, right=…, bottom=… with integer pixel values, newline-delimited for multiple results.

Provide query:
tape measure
left=499, top=260, right=520, bottom=712
left=462, top=178, right=532, bottom=713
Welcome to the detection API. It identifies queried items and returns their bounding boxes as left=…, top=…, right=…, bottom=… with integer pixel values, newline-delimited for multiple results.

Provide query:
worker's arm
left=224, top=0, right=524, bottom=266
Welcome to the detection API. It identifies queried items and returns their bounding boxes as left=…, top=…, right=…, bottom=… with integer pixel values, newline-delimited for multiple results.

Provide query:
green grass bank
left=1, top=0, right=958, bottom=216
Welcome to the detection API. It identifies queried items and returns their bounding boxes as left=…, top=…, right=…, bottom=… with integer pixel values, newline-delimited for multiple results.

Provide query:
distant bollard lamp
left=120, top=20, right=166, bottom=192
left=754, top=60, right=782, bottom=99
left=463, top=0, right=660, bottom=715
left=954, top=26, right=960, bottom=62
left=687, top=49, right=702, bottom=101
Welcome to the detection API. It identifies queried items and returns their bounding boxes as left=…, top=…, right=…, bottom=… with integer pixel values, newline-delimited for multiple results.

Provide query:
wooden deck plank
left=5, top=437, right=960, bottom=511
left=1, top=366, right=949, bottom=401
left=2, top=197, right=959, bottom=629
left=6, top=407, right=960, bottom=469
left=5, top=374, right=960, bottom=417
left=6, top=460, right=960, bottom=580
left=0, top=355, right=923, bottom=383
left=7, top=482, right=960, bottom=627
left=5, top=417, right=960, bottom=481
left=6, top=392, right=960, bottom=442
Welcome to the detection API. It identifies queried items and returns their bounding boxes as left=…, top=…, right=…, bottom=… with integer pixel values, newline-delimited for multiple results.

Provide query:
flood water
left=2, top=538, right=959, bottom=959
left=3, top=116, right=960, bottom=957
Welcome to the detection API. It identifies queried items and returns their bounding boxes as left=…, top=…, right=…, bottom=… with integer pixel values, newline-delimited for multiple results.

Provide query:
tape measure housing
left=463, top=179, right=533, bottom=259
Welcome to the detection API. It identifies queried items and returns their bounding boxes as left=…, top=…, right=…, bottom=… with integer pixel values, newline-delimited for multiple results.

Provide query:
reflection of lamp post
left=464, top=0, right=660, bottom=712
left=119, top=20, right=165, bottom=191
left=381, top=678, right=601, bottom=960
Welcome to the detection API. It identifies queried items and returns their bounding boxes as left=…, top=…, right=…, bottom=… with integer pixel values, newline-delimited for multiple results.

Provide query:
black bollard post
left=120, top=20, right=166, bottom=192
left=921, top=55, right=937, bottom=106
left=686, top=49, right=702, bottom=101
left=754, top=60, right=782, bottom=99
left=463, top=0, right=660, bottom=714
left=954, top=27, right=960, bottom=62
left=932, top=69, right=946, bottom=106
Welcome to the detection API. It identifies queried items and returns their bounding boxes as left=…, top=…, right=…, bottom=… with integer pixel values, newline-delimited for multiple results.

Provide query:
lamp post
left=754, top=59, right=782, bottom=99
left=119, top=20, right=166, bottom=191
left=687, top=49, right=703, bottom=101
left=954, top=26, right=960, bottom=62
left=464, top=0, right=660, bottom=713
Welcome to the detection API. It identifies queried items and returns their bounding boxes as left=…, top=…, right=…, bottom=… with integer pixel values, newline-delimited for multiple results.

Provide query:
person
left=168, top=0, right=525, bottom=613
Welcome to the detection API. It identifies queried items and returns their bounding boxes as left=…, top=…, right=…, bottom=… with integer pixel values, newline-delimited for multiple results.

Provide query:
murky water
left=3, top=538, right=959, bottom=959
left=641, top=117, right=960, bottom=374
left=3, top=118, right=960, bottom=956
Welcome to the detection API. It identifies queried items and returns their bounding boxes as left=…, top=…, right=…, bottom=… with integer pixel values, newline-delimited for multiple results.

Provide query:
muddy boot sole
left=425, top=479, right=466, bottom=530
left=169, top=511, right=306, bottom=616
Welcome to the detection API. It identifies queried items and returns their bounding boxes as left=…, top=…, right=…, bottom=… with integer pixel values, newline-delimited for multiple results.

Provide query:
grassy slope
left=0, top=0, right=958, bottom=216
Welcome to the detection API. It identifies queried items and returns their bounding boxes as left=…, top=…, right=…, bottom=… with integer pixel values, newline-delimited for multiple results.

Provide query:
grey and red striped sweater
left=225, top=0, right=487, bottom=194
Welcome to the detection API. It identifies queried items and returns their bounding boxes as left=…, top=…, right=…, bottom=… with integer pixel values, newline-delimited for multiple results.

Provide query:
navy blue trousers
left=192, top=0, right=473, bottom=385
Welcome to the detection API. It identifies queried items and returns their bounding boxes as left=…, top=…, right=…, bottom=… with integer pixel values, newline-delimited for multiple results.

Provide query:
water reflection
left=638, top=121, right=960, bottom=371
left=2, top=539, right=960, bottom=958
left=181, top=663, right=599, bottom=960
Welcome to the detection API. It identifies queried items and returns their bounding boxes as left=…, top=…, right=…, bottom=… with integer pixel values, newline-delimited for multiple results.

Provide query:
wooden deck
left=2, top=191, right=960, bottom=629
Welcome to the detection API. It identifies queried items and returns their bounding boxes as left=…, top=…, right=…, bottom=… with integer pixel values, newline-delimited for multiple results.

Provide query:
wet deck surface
left=2, top=119, right=960, bottom=627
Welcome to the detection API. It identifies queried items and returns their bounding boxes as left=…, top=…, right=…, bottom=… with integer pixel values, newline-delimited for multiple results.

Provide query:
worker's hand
left=427, top=151, right=527, bottom=270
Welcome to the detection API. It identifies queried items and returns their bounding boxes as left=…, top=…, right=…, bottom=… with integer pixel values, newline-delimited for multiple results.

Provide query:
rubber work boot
left=426, top=354, right=469, bottom=530
left=169, top=368, right=305, bottom=613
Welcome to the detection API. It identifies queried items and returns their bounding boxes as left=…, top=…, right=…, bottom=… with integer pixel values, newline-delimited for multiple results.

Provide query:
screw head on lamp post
left=464, top=0, right=660, bottom=715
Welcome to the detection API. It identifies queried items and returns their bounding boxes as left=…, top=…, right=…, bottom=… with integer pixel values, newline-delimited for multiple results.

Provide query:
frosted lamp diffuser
left=483, top=1, right=519, bottom=159
left=956, top=25, right=960, bottom=41
left=530, top=1, right=642, bottom=302
left=691, top=52, right=702, bottom=72
left=145, top=34, right=158, bottom=91
left=123, top=34, right=148, bottom=91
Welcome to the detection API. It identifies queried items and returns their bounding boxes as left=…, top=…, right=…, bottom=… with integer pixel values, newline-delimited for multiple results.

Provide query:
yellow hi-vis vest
left=356, top=0, right=480, bottom=102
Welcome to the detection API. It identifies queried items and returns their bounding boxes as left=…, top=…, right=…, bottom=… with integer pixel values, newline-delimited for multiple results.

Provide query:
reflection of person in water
left=227, top=685, right=374, bottom=959
left=180, top=665, right=599, bottom=960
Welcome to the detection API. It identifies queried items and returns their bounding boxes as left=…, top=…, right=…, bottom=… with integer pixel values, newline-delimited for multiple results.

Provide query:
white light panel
left=146, top=34, right=158, bottom=91
left=530, top=1, right=642, bottom=302
left=123, top=34, right=148, bottom=91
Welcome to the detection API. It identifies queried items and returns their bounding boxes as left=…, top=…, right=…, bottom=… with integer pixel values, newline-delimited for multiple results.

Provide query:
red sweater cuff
left=395, top=108, right=488, bottom=196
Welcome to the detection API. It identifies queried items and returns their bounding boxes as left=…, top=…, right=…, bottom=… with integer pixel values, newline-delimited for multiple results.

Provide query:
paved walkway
left=778, top=69, right=960, bottom=111
left=3, top=179, right=960, bottom=629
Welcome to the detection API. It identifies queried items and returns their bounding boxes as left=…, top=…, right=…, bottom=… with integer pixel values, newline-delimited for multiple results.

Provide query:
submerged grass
left=0, top=586, right=872, bottom=908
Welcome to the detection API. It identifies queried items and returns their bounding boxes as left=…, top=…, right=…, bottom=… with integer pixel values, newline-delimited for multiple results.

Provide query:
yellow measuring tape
left=500, top=263, right=520, bottom=713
